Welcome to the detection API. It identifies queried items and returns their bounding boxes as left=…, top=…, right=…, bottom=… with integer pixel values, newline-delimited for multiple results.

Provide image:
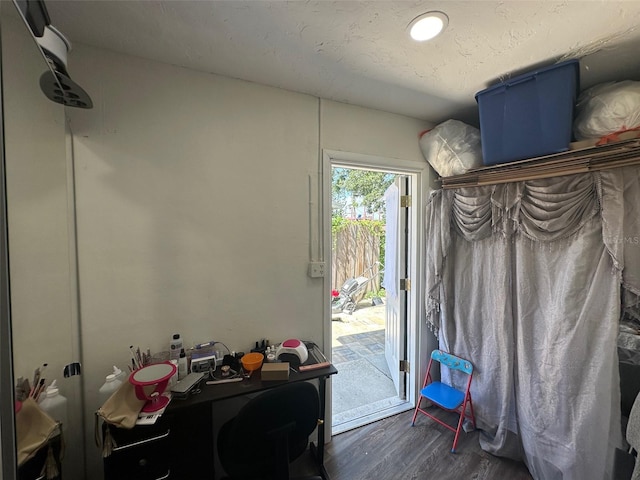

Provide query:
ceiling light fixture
left=408, top=11, right=448, bottom=42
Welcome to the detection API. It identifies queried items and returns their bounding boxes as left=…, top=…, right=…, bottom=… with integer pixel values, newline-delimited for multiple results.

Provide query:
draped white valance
left=424, top=166, right=640, bottom=480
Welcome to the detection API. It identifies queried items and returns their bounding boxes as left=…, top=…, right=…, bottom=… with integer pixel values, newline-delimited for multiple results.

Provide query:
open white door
left=383, top=176, right=409, bottom=399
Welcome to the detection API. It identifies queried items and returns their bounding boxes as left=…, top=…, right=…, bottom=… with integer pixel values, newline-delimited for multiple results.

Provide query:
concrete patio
left=331, top=300, right=406, bottom=433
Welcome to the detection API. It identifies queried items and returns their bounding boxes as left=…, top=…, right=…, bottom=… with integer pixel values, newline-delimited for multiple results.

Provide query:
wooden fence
left=331, top=221, right=383, bottom=299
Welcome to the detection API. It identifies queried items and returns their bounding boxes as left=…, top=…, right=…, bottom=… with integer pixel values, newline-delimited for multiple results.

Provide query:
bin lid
left=475, top=58, right=580, bottom=101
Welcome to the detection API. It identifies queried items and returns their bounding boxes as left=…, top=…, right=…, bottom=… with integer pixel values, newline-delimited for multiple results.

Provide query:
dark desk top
left=167, top=363, right=338, bottom=412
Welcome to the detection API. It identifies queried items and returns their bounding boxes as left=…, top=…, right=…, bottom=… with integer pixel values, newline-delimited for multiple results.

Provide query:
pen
left=129, top=346, right=139, bottom=369
left=39, top=363, right=48, bottom=380
left=30, top=367, right=41, bottom=397
left=34, top=379, right=46, bottom=401
left=31, top=363, right=48, bottom=398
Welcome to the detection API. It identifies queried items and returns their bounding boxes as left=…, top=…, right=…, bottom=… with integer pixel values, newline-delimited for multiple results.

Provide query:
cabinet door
left=103, top=421, right=171, bottom=480
left=101, top=403, right=215, bottom=480
left=168, top=403, right=215, bottom=479
left=17, top=436, right=62, bottom=480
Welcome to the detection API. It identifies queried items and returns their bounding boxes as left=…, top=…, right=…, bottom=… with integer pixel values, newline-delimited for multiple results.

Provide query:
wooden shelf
left=439, top=138, right=640, bottom=189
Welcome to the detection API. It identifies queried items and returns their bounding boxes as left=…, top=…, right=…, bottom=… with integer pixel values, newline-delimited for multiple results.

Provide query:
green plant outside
left=364, top=289, right=386, bottom=299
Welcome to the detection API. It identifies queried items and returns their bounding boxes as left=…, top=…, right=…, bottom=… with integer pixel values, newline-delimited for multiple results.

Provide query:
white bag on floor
left=419, top=120, right=483, bottom=177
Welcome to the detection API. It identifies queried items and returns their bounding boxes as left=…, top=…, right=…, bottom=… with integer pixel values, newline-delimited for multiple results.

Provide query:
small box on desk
left=261, top=362, right=290, bottom=381
left=475, top=59, right=580, bottom=165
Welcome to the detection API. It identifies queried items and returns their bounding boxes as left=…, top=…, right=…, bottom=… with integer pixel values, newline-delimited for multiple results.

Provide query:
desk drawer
left=104, top=423, right=171, bottom=480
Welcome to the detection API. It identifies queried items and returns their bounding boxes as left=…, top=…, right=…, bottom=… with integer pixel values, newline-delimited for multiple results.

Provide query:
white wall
left=321, top=99, right=429, bottom=163
left=66, top=44, right=431, bottom=477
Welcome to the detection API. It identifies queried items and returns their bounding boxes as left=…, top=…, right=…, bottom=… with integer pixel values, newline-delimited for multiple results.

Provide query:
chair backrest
left=431, top=349, right=473, bottom=375
left=218, top=381, right=320, bottom=479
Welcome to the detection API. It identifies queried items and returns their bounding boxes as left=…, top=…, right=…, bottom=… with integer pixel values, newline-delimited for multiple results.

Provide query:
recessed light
left=408, top=11, right=448, bottom=42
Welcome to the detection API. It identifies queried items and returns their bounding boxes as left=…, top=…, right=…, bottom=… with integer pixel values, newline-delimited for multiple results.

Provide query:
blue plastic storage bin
left=475, top=59, right=580, bottom=165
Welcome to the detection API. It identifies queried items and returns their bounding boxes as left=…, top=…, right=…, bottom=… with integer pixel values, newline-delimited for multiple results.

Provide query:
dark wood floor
left=303, top=410, right=533, bottom=480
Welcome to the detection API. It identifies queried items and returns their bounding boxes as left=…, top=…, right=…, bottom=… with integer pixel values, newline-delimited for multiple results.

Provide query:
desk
left=104, top=361, right=338, bottom=480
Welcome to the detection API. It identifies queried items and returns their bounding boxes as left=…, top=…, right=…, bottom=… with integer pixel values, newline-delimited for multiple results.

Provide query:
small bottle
left=178, top=349, right=188, bottom=380
left=170, top=334, right=183, bottom=361
left=112, top=365, right=125, bottom=381
left=39, top=384, right=67, bottom=433
left=169, top=359, right=179, bottom=387
left=98, top=372, right=123, bottom=406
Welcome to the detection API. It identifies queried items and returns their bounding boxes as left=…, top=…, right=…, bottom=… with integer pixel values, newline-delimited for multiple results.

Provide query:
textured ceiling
left=45, top=1, right=640, bottom=125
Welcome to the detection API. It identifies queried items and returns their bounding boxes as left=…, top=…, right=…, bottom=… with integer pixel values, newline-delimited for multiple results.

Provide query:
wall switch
left=308, top=262, right=325, bottom=278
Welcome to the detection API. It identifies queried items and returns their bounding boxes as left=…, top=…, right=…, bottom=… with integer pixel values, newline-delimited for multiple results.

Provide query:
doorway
left=325, top=155, right=419, bottom=435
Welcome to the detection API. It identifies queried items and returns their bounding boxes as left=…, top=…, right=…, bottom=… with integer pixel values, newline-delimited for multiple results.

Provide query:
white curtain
left=425, top=166, right=640, bottom=480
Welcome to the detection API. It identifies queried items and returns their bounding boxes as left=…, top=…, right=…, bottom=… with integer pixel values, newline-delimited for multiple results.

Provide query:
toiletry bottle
left=169, top=359, right=179, bottom=387
left=112, top=365, right=125, bottom=381
left=178, top=349, right=188, bottom=380
left=39, top=384, right=67, bottom=433
left=266, top=347, right=276, bottom=363
left=98, top=371, right=123, bottom=406
left=170, top=334, right=183, bottom=361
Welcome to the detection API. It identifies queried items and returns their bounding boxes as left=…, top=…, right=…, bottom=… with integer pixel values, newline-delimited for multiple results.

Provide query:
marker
left=129, top=346, right=139, bottom=369
left=39, top=363, right=48, bottom=379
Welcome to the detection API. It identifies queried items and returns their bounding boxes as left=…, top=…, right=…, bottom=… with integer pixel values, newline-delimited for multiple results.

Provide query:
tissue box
left=261, top=362, right=290, bottom=381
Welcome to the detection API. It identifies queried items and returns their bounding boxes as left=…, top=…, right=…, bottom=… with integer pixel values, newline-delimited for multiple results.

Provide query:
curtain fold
left=513, top=216, right=621, bottom=480
left=424, top=166, right=640, bottom=480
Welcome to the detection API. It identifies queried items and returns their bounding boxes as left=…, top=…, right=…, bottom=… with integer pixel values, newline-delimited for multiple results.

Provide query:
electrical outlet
left=308, top=262, right=325, bottom=278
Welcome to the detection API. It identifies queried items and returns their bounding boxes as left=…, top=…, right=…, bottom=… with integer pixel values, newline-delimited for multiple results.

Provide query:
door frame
left=322, top=149, right=432, bottom=436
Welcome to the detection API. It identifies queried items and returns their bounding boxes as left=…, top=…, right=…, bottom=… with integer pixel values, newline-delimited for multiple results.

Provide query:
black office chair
left=217, top=381, right=323, bottom=480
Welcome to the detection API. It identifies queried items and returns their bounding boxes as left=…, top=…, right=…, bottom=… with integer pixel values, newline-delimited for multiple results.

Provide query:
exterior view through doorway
left=328, top=160, right=417, bottom=435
